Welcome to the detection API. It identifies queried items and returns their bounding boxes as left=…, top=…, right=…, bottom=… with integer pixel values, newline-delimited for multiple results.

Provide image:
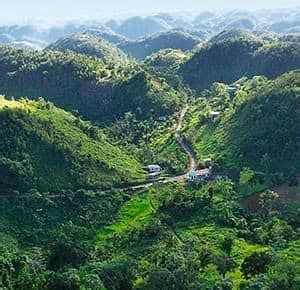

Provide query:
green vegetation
left=184, top=71, right=300, bottom=181
left=97, top=191, right=153, bottom=245
left=0, top=46, right=181, bottom=122
left=105, top=111, right=189, bottom=174
left=209, top=29, right=259, bottom=43
left=46, top=32, right=129, bottom=63
left=0, top=24, right=299, bottom=289
left=180, top=38, right=300, bottom=91
left=119, top=30, right=199, bottom=60
left=145, top=48, right=188, bottom=72
left=0, top=97, right=145, bottom=193
left=2, top=178, right=298, bottom=289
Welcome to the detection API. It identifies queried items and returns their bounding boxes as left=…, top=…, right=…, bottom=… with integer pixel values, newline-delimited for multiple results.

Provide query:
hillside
left=145, top=48, right=188, bottom=71
left=118, top=30, right=199, bottom=60
left=224, top=18, right=255, bottom=30
left=1, top=174, right=299, bottom=289
left=0, top=8, right=299, bottom=50
left=46, top=32, right=128, bottom=62
left=209, top=28, right=258, bottom=43
left=0, top=46, right=180, bottom=122
left=180, top=38, right=300, bottom=91
left=268, top=20, right=300, bottom=34
left=85, top=28, right=128, bottom=44
left=113, top=16, right=170, bottom=39
left=184, top=71, right=300, bottom=176
left=0, top=97, right=145, bottom=193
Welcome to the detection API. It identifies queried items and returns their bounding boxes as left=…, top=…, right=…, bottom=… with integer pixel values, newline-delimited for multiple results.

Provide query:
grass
left=0, top=96, right=25, bottom=109
left=176, top=224, right=235, bottom=245
left=33, top=104, right=146, bottom=182
left=0, top=97, right=146, bottom=192
left=227, top=238, right=269, bottom=289
left=97, top=190, right=154, bottom=245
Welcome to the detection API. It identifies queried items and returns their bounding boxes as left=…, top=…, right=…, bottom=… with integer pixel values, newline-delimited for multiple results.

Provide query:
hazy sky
left=0, top=0, right=299, bottom=23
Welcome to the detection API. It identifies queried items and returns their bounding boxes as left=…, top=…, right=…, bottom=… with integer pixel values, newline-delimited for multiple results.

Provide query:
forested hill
left=144, top=48, right=189, bottom=72
left=118, top=30, right=199, bottom=60
left=46, top=32, right=128, bottom=63
left=185, top=70, right=300, bottom=175
left=0, top=97, right=145, bottom=193
left=209, top=28, right=259, bottom=43
left=0, top=46, right=180, bottom=122
left=180, top=38, right=300, bottom=92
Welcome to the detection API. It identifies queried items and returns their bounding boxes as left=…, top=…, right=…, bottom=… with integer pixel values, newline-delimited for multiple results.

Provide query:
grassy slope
left=0, top=97, right=145, bottom=192
left=97, top=190, right=153, bottom=245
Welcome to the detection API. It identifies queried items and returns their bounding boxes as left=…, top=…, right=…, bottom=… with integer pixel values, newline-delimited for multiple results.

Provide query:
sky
left=0, top=0, right=299, bottom=24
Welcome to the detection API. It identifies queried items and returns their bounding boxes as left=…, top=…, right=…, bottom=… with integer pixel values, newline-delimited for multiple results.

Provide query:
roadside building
left=147, top=164, right=161, bottom=173
left=186, top=168, right=212, bottom=182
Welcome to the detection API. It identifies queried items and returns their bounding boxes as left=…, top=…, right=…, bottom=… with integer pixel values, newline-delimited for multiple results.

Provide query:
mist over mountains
left=0, top=7, right=299, bottom=50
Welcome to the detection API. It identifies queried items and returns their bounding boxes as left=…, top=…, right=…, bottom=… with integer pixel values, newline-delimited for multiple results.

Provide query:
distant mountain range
left=0, top=7, right=299, bottom=51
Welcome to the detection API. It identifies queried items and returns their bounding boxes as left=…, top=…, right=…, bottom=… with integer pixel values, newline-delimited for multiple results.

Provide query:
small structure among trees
left=146, top=164, right=162, bottom=178
left=186, top=168, right=212, bottom=182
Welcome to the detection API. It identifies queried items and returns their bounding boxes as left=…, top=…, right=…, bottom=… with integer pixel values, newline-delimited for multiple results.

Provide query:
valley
left=0, top=5, right=299, bottom=290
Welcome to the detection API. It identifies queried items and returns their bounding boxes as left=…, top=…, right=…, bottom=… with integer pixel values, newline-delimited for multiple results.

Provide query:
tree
left=99, top=259, right=134, bottom=290
left=239, top=167, right=255, bottom=190
left=48, top=237, right=88, bottom=271
left=48, top=269, right=81, bottom=290
left=221, top=236, right=234, bottom=255
left=259, top=190, right=279, bottom=218
left=260, top=153, right=272, bottom=176
left=241, top=251, right=273, bottom=279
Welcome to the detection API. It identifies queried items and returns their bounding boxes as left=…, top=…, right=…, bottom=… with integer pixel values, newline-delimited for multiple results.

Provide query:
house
left=186, top=168, right=212, bottom=182
left=147, top=164, right=161, bottom=174
left=210, top=111, right=221, bottom=122
left=157, top=116, right=167, bottom=122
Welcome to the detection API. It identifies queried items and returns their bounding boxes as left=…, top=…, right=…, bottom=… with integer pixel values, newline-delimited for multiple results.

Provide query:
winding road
left=124, top=105, right=197, bottom=191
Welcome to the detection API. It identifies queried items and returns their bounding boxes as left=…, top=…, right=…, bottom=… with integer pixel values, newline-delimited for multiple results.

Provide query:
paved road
left=123, top=105, right=197, bottom=190
left=175, top=106, right=197, bottom=172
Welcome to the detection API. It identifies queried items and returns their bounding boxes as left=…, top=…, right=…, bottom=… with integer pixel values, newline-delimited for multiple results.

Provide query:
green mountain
left=85, top=28, right=128, bottom=44
left=46, top=32, right=128, bottom=63
left=113, top=16, right=170, bottom=39
left=144, top=48, right=188, bottom=72
left=0, top=97, right=145, bottom=193
left=119, top=30, right=199, bottom=60
left=209, top=28, right=258, bottom=43
left=184, top=71, right=300, bottom=175
left=180, top=38, right=300, bottom=91
left=0, top=46, right=180, bottom=122
left=0, top=16, right=299, bottom=290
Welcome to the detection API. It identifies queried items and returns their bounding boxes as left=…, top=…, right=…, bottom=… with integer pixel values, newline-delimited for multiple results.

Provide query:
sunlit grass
left=97, top=191, right=154, bottom=245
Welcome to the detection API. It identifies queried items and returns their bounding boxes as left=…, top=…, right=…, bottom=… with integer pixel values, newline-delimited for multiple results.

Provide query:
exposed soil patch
left=242, top=176, right=300, bottom=212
